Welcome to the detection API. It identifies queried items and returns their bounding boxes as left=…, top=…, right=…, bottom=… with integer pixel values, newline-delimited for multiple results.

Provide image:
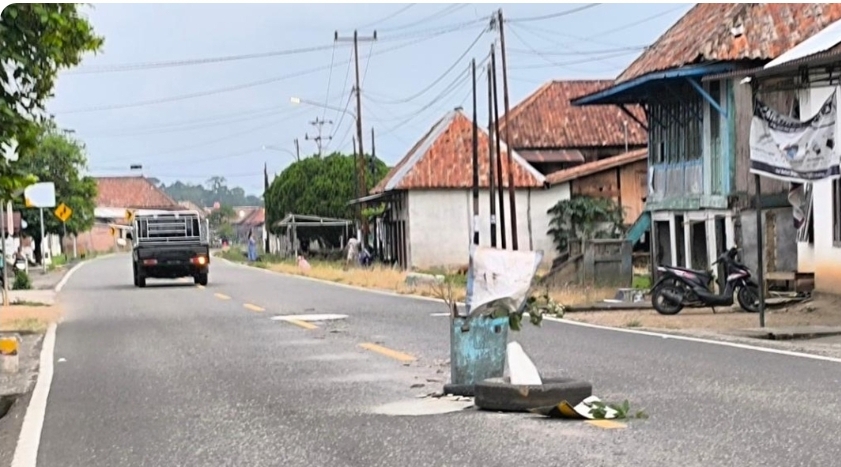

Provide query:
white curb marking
left=544, top=317, right=841, bottom=364
left=11, top=323, right=56, bottom=467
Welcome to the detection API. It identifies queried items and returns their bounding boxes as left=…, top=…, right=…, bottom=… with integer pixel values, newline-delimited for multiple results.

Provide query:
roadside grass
left=547, top=285, right=617, bottom=307
left=216, top=249, right=469, bottom=302
left=0, top=305, right=62, bottom=333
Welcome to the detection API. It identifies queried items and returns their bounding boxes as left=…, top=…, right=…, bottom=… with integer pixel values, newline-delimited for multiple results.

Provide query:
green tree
left=1, top=4, right=103, bottom=199
left=14, top=129, right=97, bottom=258
left=265, top=152, right=388, bottom=228
left=547, top=195, right=626, bottom=254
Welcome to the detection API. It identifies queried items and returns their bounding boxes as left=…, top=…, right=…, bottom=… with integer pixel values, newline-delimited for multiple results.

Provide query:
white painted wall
left=797, top=82, right=841, bottom=293
left=406, top=184, right=570, bottom=270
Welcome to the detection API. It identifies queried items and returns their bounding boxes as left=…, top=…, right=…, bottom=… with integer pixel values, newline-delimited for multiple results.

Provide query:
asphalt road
left=24, top=254, right=841, bottom=466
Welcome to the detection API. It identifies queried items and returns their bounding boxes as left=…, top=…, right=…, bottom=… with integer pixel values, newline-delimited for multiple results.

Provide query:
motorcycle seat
left=663, top=265, right=713, bottom=279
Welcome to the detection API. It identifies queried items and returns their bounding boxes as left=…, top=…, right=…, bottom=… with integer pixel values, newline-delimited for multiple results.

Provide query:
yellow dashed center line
left=243, top=303, right=265, bottom=312
left=286, top=319, right=318, bottom=330
left=214, top=293, right=231, bottom=300
left=358, top=343, right=416, bottom=363
left=586, top=420, right=627, bottom=430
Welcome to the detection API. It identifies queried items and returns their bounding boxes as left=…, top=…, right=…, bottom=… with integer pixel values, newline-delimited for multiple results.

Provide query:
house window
left=834, top=179, right=841, bottom=246
left=648, top=88, right=704, bottom=165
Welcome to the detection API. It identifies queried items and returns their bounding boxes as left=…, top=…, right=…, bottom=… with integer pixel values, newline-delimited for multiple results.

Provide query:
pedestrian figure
left=247, top=231, right=258, bottom=262
left=345, top=235, right=360, bottom=270
left=297, top=255, right=311, bottom=273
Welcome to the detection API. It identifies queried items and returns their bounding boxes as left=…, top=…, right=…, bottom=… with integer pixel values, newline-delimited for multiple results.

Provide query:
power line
left=54, top=30, right=464, bottom=115
left=505, top=3, right=601, bottom=23
left=379, top=57, right=487, bottom=135
left=322, top=43, right=338, bottom=122
left=507, top=24, right=635, bottom=71
left=376, top=4, right=469, bottom=33
left=521, top=5, right=687, bottom=48
left=65, top=44, right=339, bottom=75
left=509, top=50, right=639, bottom=70
left=365, top=28, right=487, bottom=105
left=508, top=45, right=647, bottom=56
left=107, top=112, right=305, bottom=162
left=356, top=3, right=416, bottom=29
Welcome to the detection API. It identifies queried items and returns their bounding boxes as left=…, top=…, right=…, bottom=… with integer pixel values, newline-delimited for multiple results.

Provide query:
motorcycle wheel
left=651, top=280, right=685, bottom=315
left=737, top=284, right=760, bottom=313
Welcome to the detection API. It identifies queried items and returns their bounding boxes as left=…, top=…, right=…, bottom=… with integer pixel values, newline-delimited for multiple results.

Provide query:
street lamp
left=262, top=145, right=299, bottom=162
left=289, top=96, right=356, bottom=119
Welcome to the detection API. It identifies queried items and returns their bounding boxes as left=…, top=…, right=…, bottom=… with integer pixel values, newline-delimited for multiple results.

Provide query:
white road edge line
left=11, top=323, right=56, bottom=467
left=54, top=257, right=94, bottom=293
left=12, top=254, right=110, bottom=467
left=215, top=257, right=841, bottom=364
left=544, top=316, right=841, bottom=364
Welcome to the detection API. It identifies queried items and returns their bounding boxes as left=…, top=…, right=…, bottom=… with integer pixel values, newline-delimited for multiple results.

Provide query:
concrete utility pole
left=335, top=29, right=377, bottom=244
left=294, top=138, right=301, bottom=161
left=486, top=51, right=497, bottom=248
left=496, top=9, right=519, bottom=250
left=305, top=117, right=333, bottom=156
left=491, top=43, right=507, bottom=250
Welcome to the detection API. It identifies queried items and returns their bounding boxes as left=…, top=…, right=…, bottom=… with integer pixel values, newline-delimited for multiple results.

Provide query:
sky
left=47, top=2, right=692, bottom=195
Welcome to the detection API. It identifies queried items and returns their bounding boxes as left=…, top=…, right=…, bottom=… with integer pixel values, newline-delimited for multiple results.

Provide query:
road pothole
left=0, top=394, right=18, bottom=421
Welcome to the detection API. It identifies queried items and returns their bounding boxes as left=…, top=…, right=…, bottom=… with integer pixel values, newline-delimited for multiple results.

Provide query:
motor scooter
left=650, top=246, right=760, bottom=315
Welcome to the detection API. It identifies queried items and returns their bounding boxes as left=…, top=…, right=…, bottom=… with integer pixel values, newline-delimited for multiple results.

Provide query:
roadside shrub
left=13, top=270, right=32, bottom=290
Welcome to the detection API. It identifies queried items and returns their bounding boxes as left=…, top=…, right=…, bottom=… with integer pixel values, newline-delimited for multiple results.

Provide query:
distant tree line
left=153, top=176, right=263, bottom=208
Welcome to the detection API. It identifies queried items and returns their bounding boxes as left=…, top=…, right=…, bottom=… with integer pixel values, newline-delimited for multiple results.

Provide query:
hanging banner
left=749, top=91, right=839, bottom=183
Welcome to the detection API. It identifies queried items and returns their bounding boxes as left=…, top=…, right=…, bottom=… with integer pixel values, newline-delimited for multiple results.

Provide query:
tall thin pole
left=371, top=127, right=376, bottom=177
left=0, top=200, right=7, bottom=307
left=498, top=9, right=518, bottom=250
left=352, top=135, right=360, bottom=237
left=294, top=138, right=300, bottom=161
left=40, top=207, right=46, bottom=273
left=487, top=56, right=497, bottom=248
left=471, top=58, right=479, bottom=248
left=491, top=44, right=507, bottom=250
left=755, top=174, right=766, bottom=328
left=336, top=29, right=377, bottom=245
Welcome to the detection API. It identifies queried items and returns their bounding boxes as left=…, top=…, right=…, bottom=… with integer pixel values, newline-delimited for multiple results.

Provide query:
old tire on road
left=474, top=377, right=593, bottom=413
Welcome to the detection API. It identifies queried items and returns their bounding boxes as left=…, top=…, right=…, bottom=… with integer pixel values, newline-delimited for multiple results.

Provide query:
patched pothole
left=371, top=398, right=474, bottom=416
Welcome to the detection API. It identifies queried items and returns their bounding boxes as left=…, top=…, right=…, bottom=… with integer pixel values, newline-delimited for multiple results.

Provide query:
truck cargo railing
left=133, top=211, right=208, bottom=245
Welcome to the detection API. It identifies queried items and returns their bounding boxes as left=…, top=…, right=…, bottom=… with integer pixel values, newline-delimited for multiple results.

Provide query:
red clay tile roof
left=372, top=110, right=546, bottom=193
left=545, top=148, right=648, bottom=186
left=237, top=208, right=265, bottom=226
left=94, top=176, right=179, bottom=209
left=499, top=80, right=647, bottom=148
left=619, top=3, right=841, bottom=83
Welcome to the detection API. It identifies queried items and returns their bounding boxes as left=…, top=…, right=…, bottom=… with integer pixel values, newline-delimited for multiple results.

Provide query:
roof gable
left=372, top=110, right=545, bottom=193
left=619, top=3, right=841, bottom=83
left=500, top=80, right=647, bottom=149
left=94, top=176, right=179, bottom=209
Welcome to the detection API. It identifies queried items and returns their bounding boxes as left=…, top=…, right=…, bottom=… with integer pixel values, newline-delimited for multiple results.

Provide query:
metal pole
left=487, top=55, right=497, bottom=248
left=294, top=138, right=300, bottom=161
left=471, top=58, right=479, bottom=248
left=754, top=174, right=766, bottom=328
left=491, top=44, right=506, bottom=250
left=40, top=207, right=46, bottom=274
left=497, top=9, right=518, bottom=250
left=0, top=200, right=8, bottom=307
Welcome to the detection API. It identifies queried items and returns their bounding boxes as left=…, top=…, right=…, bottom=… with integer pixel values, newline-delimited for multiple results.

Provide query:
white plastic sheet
left=467, top=246, right=543, bottom=318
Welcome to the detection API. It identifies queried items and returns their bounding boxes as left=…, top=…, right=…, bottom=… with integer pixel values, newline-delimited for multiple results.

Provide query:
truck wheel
left=134, top=265, right=146, bottom=288
left=195, top=273, right=208, bottom=286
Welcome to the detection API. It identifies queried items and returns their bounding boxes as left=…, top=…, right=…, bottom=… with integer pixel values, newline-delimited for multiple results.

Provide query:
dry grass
left=263, top=261, right=468, bottom=302
left=566, top=294, right=841, bottom=331
left=0, top=305, right=63, bottom=333
left=547, top=285, right=617, bottom=307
